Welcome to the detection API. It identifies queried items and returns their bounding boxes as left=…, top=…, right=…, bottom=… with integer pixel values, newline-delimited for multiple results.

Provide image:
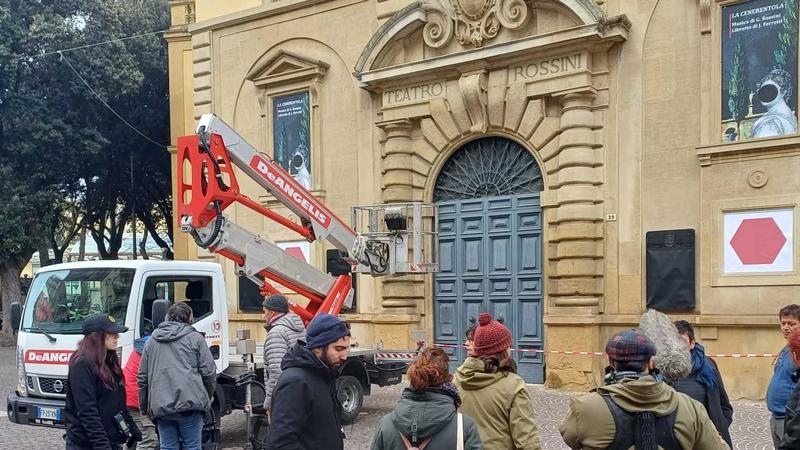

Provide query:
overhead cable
left=59, top=51, right=166, bottom=149
left=13, top=29, right=170, bottom=61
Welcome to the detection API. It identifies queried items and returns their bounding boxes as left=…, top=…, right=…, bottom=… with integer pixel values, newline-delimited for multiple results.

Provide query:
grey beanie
left=263, top=294, right=289, bottom=313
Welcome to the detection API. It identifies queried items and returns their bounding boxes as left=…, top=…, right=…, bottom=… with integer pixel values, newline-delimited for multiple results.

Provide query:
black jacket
left=265, top=342, right=343, bottom=450
left=780, top=369, right=800, bottom=449
left=65, top=356, right=139, bottom=449
left=672, top=356, right=733, bottom=447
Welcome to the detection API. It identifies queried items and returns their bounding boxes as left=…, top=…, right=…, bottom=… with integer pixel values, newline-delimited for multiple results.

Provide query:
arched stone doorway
left=433, top=136, right=545, bottom=383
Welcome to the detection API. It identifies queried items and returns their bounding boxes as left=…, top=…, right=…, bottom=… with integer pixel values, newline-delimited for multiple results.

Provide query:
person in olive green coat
left=455, top=313, right=542, bottom=450
left=370, top=347, right=482, bottom=450
left=559, top=329, right=730, bottom=450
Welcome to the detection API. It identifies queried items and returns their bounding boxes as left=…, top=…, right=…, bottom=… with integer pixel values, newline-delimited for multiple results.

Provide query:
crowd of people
left=60, top=297, right=800, bottom=449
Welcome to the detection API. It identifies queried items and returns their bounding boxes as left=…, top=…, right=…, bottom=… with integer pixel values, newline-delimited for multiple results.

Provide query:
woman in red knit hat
left=454, top=312, right=542, bottom=450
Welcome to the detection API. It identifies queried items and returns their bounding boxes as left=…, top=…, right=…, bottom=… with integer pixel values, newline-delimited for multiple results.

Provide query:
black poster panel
left=646, top=229, right=696, bottom=311
left=326, top=249, right=356, bottom=312
left=238, top=275, right=264, bottom=312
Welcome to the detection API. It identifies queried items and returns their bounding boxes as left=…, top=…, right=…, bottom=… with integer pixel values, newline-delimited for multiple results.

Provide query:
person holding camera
left=65, top=313, right=142, bottom=450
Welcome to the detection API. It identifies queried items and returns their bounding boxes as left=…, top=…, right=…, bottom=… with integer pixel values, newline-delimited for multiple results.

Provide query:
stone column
left=375, top=119, right=425, bottom=309
left=378, top=119, right=414, bottom=202
left=545, top=92, right=604, bottom=309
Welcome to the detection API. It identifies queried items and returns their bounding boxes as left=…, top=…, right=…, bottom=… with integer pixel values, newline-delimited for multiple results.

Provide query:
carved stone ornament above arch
left=354, top=0, right=629, bottom=83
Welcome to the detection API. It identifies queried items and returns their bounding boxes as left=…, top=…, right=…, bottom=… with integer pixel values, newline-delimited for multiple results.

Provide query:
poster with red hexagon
left=723, top=208, right=793, bottom=273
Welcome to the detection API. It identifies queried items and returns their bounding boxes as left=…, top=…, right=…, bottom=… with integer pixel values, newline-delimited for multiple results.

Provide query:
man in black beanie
left=266, top=313, right=351, bottom=450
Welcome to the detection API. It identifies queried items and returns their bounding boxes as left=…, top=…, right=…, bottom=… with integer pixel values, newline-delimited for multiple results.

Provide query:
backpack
left=397, top=413, right=464, bottom=450
left=600, top=394, right=681, bottom=450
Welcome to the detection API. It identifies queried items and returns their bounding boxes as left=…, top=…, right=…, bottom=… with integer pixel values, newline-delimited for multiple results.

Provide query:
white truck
left=6, top=114, right=438, bottom=448
left=6, top=260, right=410, bottom=447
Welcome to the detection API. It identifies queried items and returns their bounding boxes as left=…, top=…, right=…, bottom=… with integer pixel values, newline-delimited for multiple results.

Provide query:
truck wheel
left=336, top=375, right=363, bottom=424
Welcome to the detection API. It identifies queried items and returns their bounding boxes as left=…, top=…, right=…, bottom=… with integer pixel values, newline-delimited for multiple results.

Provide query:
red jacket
left=123, top=350, right=141, bottom=409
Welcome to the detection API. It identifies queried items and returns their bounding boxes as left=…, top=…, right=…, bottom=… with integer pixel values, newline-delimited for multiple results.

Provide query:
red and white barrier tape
left=432, top=343, right=777, bottom=358
left=376, top=352, right=419, bottom=360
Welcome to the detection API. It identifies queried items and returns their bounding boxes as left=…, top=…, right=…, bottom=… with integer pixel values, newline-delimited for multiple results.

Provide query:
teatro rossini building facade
left=167, top=0, right=800, bottom=398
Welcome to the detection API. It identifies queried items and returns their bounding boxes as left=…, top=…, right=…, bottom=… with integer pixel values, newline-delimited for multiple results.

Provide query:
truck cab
left=7, top=259, right=230, bottom=429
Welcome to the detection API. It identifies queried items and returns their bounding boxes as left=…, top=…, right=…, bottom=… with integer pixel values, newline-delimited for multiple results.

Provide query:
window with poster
left=721, top=0, right=798, bottom=142
left=272, top=91, right=313, bottom=190
left=245, top=50, right=327, bottom=195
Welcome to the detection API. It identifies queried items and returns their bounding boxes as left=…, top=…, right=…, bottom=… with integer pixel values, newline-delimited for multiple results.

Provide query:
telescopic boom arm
left=177, top=114, right=389, bottom=322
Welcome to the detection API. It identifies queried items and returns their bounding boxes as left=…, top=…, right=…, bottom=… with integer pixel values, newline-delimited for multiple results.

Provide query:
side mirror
left=152, top=299, right=170, bottom=329
left=11, top=302, right=21, bottom=333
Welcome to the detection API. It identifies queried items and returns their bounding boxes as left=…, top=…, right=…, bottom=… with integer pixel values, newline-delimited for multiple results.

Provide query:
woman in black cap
left=65, top=313, right=141, bottom=450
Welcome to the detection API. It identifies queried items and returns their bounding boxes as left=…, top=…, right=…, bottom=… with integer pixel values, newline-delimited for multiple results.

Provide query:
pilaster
left=378, top=119, right=415, bottom=203
left=376, top=119, right=426, bottom=309
left=544, top=92, right=605, bottom=309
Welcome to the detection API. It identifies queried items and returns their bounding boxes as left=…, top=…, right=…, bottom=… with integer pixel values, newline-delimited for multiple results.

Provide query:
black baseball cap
left=82, top=313, right=129, bottom=335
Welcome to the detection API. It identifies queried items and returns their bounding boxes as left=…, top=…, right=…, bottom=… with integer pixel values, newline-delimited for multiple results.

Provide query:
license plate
left=36, top=406, right=61, bottom=421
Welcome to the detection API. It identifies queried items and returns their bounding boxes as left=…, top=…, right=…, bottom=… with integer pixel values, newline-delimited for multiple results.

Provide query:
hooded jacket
left=455, top=357, right=542, bottom=450
left=137, top=321, right=217, bottom=418
left=263, top=312, right=306, bottom=409
left=265, top=342, right=344, bottom=450
left=370, top=388, right=483, bottom=450
left=559, top=375, right=730, bottom=450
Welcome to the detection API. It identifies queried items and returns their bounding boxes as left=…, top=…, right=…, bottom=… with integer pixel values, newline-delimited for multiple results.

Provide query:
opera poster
left=721, top=0, right=798, bottom=142
left=273, top=91, right=312, bottom=189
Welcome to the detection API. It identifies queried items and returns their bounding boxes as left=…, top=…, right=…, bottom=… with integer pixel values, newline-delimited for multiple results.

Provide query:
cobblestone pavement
left=1, top=346, right=773, bottom=449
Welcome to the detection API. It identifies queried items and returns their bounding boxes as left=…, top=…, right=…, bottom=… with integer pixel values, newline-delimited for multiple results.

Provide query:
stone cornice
left=188, top=0, right=363, bottom=33
left=696, top=134, right=800, bottom=166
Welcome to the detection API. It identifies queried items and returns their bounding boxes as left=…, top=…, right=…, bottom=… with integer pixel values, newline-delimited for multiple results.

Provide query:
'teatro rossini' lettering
left=511, top=53, right=584, bottom=82
left=383, top=81, right=445, bottom=106
left=250, top=156, right=331, bottom=227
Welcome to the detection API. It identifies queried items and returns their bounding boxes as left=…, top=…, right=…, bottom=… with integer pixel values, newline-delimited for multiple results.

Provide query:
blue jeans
left=156, top=411, right=204, bottom=450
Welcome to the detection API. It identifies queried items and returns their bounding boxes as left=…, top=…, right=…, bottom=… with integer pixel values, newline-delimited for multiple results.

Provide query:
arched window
left=433, top=137, right=543, bottom=202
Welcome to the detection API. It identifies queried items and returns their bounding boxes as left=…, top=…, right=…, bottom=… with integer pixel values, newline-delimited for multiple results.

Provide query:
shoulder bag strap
left=398, top=432, right=414, bottom=449
left=456, top=413, right=464, bottom=450
left=398, top=431, right=433, bottom=450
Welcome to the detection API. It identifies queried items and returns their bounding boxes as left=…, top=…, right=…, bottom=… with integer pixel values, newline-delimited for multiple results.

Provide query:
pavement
left=0, top=346, right=773, bottom=449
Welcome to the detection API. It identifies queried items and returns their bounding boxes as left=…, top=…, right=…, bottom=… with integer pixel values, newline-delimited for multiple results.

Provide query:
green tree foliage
left=727, top=38, right=748, bottom=139
left=0, top=0, right=170, bottom=344
left=69, top=0, right=171, bottom=259
left=774, top=0, right=797, bottom=72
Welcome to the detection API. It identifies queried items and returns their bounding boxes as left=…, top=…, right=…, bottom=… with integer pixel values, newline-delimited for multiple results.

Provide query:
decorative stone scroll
left=421, top=0, right=530, bottom=48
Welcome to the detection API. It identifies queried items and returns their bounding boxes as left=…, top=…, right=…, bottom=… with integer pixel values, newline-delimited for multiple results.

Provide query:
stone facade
left=167, top=0, right=800, bottom=399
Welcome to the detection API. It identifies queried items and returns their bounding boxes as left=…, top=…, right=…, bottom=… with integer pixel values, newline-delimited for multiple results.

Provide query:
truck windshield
left=21, top=268, right=135, bottom=335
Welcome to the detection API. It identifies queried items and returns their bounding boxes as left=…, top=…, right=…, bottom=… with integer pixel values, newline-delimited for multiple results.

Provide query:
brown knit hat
left=473, top=312, right=512, bottom=356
